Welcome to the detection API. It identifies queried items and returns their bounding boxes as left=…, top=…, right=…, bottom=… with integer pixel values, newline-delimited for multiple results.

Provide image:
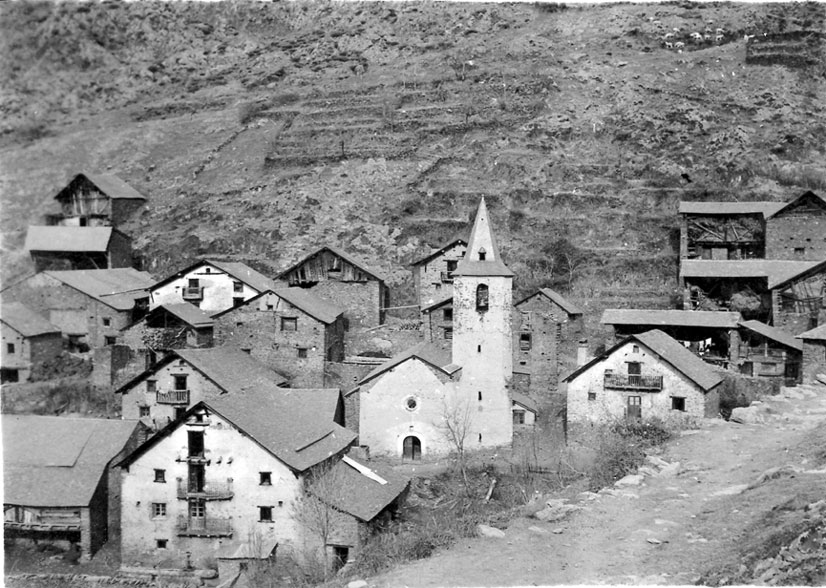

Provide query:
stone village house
left=565, top=329, right=723, bottom=424
left=149, top=260, right=276, bottom=315
left=770, top=259, right=826, bottom=336
left=42, top=172, right=147, bottom=228
left=116, top=347, right=288, bottom=426
left=797, top=324, right=826, bottom=385
left=410, top=238, right=468, bottom=311
left=764, top=190, right=826, bottom=261
left=212, top=288, right=345, bottom=389
left=0, top=302, right=62, bottom=383
left=1, top=268, right=155, bottom=350
left=349, top=199, right=515, bottom=459
left=117, top=387, right=409, bottom=572
left=120, top=302, right=215, bottom=358
left=737, top=320, right=803, bottom=384
left=3, top=415, right=146, bottom=562
left=24, top=226, right=134, bottom=272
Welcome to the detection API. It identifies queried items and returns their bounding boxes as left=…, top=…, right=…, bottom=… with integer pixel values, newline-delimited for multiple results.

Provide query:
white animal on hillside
left=715, top=34, right=724, bottom=42
left=664, top=32, right=675, bottom=39
left=675, top=41, right=685, bottom=49
left=665, top=41, right=674, bottom=49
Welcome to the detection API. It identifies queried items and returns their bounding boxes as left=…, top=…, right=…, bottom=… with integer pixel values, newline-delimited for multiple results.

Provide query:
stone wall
left=802, top=339, right=826, bottom=384
left=413, top=243, right=466, bottom=310
left=108, top=231, right=134, bottom=268
left=765, top=205, right=826, bottom=261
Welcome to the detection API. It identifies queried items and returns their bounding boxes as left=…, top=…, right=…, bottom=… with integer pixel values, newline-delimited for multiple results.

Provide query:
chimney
left=577, top=340, right=589, bottom=367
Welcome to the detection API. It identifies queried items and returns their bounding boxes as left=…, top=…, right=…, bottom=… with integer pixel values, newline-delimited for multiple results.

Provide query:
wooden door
left=627, top=396, right=642, bottom=419
left=403, top=436, right=421, bottom=461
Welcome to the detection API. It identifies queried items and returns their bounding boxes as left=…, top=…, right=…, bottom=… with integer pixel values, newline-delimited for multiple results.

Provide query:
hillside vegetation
left=1, top=1, right=825, bottom=331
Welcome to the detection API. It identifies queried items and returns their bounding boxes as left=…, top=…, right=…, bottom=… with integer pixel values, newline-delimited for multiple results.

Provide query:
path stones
left=615, top=474, right=644, bottom=487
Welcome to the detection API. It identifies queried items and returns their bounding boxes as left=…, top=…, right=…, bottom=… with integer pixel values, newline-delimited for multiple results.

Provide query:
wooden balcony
left=176, top=515, right=232, bottom=537
left=177, top=479, right=234, bottom=501
left=182, top=287, right=204, bottom=300
left=157, top=389, right=190, bottom=405
left=5, top=520, right=81, bottom=532
left=604, top=373, right=663, bottom=391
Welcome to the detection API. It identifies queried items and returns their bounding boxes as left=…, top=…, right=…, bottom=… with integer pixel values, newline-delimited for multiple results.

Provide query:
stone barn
left=765, top=190, right=826, bottom=261
left=797, top=325, right=826, bottom=385
left=43, top=172, right=147, bottom=227
left=0, top=302, right=62, bottom=383
left=25, top=226, right=133, bottom=272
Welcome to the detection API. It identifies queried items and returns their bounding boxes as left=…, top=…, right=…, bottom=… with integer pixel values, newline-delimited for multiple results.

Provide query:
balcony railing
left=156, top=389, right=190, bottom=405
left=176, top=515, right=232, bottom=537
left=604, top=373, right=663, bottom=391
left=739, top=346, right=789, bottom=360
left=440, top=271, right=454, bottom=283
left=177, top=479, right=234, bottom=501
left=182, top=287, right=204, bottom=300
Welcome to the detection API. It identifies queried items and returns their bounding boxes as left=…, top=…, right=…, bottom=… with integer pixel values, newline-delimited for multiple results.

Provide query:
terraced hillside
left=2, top=1, right=825, bottom=332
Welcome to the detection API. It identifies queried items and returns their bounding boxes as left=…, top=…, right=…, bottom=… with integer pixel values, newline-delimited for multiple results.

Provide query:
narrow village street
left=374, top=384, right=826, bottom=587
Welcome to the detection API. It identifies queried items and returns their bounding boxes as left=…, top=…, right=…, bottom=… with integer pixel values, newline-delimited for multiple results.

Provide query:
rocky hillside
left=2, top=1, right=825, bottom=329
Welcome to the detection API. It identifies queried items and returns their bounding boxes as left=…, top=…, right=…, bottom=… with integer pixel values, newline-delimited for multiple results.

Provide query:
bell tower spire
left=454, top=197, right=513, bottom=278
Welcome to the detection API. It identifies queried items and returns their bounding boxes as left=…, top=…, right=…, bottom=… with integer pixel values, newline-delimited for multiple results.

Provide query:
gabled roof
left=454, top=198, right=514, bottom=278
left=0, top=302, right=61, bottom=337
left=515, top=288, right=583, bottom=316
left=739, top=320, right=803, bottom=351
left=410, top=238, right=468, bottom=267
left=601, top=309, right=741, bottom=329
left=421, top=295, right=453, bottom=313
left=563, top=329, right=724, bottom=392
left=44, top=268, right=154, bottom=311
left=24, top=226, right=127, bottom=253
left=212, top=288, right=345, bottom=325
left=114, top=347, right=288, bottom=395
left=142, top=303, right=214, bottom=329
left=311, top=456, right=410, bottom=522
left=120, top=387, right=356, bottom=473
left=150, top=260, right=276, bottom=293
left=770, top=259, right=826, bottom=291
left=357, top=342, right=459, bottom=386
left=55, top=173, right=147, bottom=201
left=797, top=324, right=826, bottom=341
left=276, top=245, right=386, bottom=282
left=766, top=190, right=826, bottom=219
left=680, top=260, right=818, bottom=286
left=3, top=415, right=140, bottom=507
left=511, top=392, right=539, bottom=414
left=678, top=201, right=784, bottom=216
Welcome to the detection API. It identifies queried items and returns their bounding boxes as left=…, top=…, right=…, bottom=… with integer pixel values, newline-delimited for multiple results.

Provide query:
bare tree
left=439, top=397, right=474, bottom=493
left=243, top=525, right=279, bottom=588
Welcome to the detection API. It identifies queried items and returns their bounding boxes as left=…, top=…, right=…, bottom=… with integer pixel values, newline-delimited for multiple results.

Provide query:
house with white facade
left=565, top=329, right=723, bottom=424
left=351, top=198, right=514, bottom=459
left=149, top=260, right=276, bottom=314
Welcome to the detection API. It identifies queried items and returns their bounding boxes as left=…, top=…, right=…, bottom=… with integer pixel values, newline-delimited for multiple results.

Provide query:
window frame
left=153, top=469, right=166, bottom=483
left=259, top=472, right=272, bottom=486
left=281, top=317, right=298, bottom=332
left=259, top=506, right=273, bottom=522
left=151, top=503, right=167, bottom=518
left=475, top=284, right=489, bottom=311
left=297, top=347, right=308, bottom=359
left=671, top=396, right=686, bottom=412
left=6, top=343, right=15, bottom=354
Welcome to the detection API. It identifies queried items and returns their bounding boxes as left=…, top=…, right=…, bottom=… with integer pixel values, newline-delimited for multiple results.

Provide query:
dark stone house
left=0, top=302, right=63, bottom=383
left=44, top=172, right=147, bottom=227
left=797, top=325, right=826, bottom=385
left=213, top=288, right=346, bottom=388
left=410, top=238, right=467, bottom=311
left=24, top=226, right=133, bottom=272
left=736, top=320, right=802, bottom=385
left=770, top=259, right=826, bottom=336
left=765, top=191, right=826, bottom=261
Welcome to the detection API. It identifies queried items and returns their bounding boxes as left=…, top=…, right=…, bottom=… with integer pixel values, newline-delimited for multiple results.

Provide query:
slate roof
left=0, top=302, right=60, bottom=337
left=276, top=388, right=342, bottom=424
left=739, top=320, right=803, bottom=351
left=766, top=190, right=826, bottom=219
left=120, top=386, right=356, bottom=473
left=680, top=260, right=818, bottom=287
left=3, top=415, right=140, bottom=507
left=770, top=259, right=826, bottom=291
left=454, top=198, right=514, bottom=278
left=45, top=268, right=154, bottom=311
left=511, top=392, right=539, bottom=414
left=150, top=260, right=276, bottom=292
left=564, top=329, right=724, bottom=392
left=421, top=295, right=453, bottom=313
left=56, top=173, right=147, bottom=201
left=215, top=539, right=278, bottom=560
left=274, top=288, right=345, bottom=324
left=114, top=347, right=289, bottom=395
left=276, top=245, right=386, bottom=282
left=410, top=238, right=468, bottom=267
left=515, top=288, right=584, bottom=316
left=149, top=303, right=214, bottom=328
left=312, top=456, right=410, bottom=522
left=601, top=309, right=742, bottom=329
left=24, top=226, right=127, bottom=252
left=678, top=201, right=784, bottom=216
left=797, top=324, right=826, bottom=341
left=358, top=342, right=459, bottom=386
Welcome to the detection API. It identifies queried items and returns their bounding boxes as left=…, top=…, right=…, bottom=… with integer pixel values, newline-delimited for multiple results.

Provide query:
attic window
left=6, top=343, right=14, bottom=354
left=671, top=397, right=686, bottom=412
left=233, top=280, right=243, bottom=293
left=478, top=247, right=487, bottom=261
left=103, top=317, right=111, bottom=327
left=205, top=267, right=211, bottom=273
left=632, top=345, right=640, bottom=353
left=259, top=472, right=272, bottom=486
left=154, top=469, right=166, bottom=483
left=443, top=308, right=453, bottom=321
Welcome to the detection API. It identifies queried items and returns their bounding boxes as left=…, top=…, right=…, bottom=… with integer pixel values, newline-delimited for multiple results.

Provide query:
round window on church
left=404, top=396, right=418, bottom=412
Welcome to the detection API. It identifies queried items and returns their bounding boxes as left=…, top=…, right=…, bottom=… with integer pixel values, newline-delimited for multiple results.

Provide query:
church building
left=353, top=198, right=514, bottom=458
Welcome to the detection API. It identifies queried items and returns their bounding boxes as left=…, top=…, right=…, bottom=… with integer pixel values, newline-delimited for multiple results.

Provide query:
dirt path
left=373, top=384, right=826, bottom=586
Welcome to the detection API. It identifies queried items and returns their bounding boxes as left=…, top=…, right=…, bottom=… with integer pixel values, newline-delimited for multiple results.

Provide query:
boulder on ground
left=534, top=504, right=581, bottom=522
left=730, top=405, right=766, bottom=424
left=348, top=581, right=369, bottom=588
left=615, top=474, right=644, bottom=487
left=477, top=524, right=506, bottom=538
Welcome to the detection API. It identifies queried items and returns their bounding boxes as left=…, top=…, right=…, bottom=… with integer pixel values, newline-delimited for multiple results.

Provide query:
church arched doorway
left=402, top=436, right=421, bottom=461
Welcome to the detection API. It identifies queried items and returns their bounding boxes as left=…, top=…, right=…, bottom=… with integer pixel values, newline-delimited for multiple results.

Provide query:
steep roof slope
left=357, top=342, right=458, bottom=386
left=739, top=320, right=803, bottom=351
left=797, top=324, right=826, bottom=341
left=678, top=201, right=785, bottom=216
left=45, top=268, right=154, bottom=310
left=680, top=260, right=818, bottom=287
left=410, top=238, right=468, bottom=267
left=152, top=302, right=214, bottom=328
left=55, top=173, right=147, bottom=201
left=601, top=309, right=742, bottom=329
left=174, top=347, right=289, bottom=391
left=454, top=198, right=513, bottom=278
left=276, top=245, right=386, bottom=282
left=150, top=259, right=276, bottom=292
left=515, top=288, right=583, bottom=316
left=3, top=415, right=140, bottom=507
left=0, top=302, right=60, bottom=336
left=273, top=288, right=345, bottom=324
left=24, top=226, right=119, bottom=252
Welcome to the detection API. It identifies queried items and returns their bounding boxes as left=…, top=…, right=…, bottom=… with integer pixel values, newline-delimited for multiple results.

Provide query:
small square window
left=588, top=392, right=597, bottom=401
left=105, top=336, right=117, bottom=346
left=443, top=308, right=453, bottom=321
left=632, top=345, right=639, bottom=353
left=147, top=380, right=157, bottom=393
left=6, top=343, right=15, bottom=354
left=156, top=539, right=168, bottom=549
left=139, top=406, right=151, bottom=418
left=154, top=469, right=166, bottom=483
left=793, top=247, right=806, bottom=258
left=297, top=348, right=308, bottom=359
left=513, top=410, right=525, bottom=425
left=259, top=506, right=273, bottom=522
left=520, top=333, right=532, bottom=351
left=281, top=317, right=297, bottom=331
left=233, top=280, right=244, bottom=293
left=260, top=472, right=272, bottom=486
left=103, top=317, right=111, bottom=327
left=152, top=503, right=167, bottom=518
left=671, top=397, right=686, bottom=412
